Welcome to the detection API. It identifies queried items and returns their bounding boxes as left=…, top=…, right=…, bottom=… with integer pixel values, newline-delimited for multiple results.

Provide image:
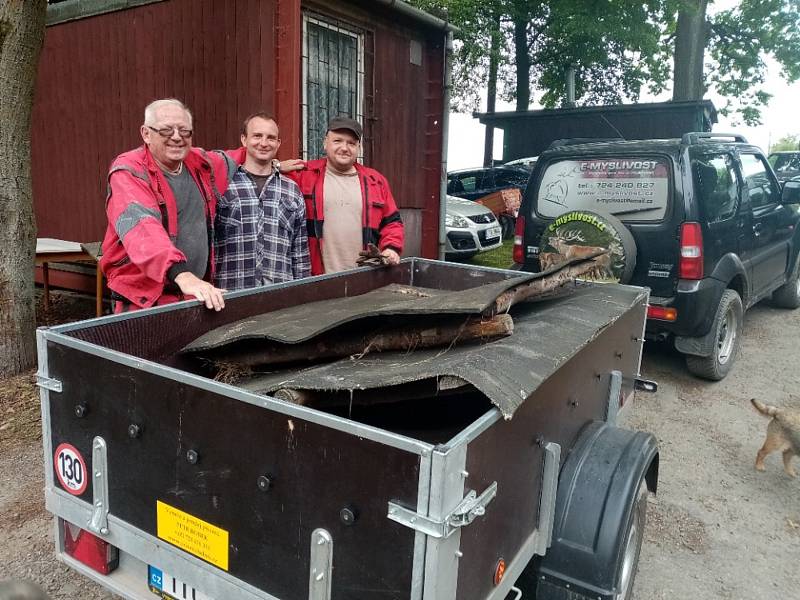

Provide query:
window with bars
left=302, top=14, right=365, bottom=160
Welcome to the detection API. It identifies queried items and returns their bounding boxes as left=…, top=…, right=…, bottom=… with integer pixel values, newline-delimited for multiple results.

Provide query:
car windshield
left=536, top=157, right=670, bottom=221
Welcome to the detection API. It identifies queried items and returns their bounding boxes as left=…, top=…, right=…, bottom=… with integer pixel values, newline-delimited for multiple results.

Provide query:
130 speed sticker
left=54, top=443, right=88, bottom=496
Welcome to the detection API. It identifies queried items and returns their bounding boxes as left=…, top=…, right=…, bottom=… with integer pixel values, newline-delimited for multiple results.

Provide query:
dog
left=751, top=398, right=800, bottom=477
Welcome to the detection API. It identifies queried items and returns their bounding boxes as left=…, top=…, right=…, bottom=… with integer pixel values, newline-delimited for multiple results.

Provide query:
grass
left=468, top=239, right=515, bottom=270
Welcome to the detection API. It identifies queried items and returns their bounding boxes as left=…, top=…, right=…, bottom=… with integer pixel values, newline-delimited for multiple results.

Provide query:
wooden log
left=489, top=251, right=607, bottom=314
left=211, top=314, right=514, bottom=369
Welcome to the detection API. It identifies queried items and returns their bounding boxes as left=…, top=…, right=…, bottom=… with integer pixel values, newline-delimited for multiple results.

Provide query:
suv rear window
left=536, top=157, right=670, bottom=221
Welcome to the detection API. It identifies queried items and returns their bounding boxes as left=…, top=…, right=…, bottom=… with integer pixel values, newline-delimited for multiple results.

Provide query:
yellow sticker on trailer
left=156, top=501, right=229, bottom=571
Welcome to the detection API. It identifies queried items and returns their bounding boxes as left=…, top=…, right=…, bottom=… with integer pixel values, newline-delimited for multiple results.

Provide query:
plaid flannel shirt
left=213, top=168, right=310, bottom=291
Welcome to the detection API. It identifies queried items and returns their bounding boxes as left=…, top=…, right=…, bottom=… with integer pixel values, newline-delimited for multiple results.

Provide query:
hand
left=174, top=272, right=226, bottom=311
left=381, top=248, right=400, bottom=265
left=279, top=158, right=305, bottom=172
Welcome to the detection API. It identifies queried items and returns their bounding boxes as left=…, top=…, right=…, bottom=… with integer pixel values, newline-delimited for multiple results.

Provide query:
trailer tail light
left=63, top=520, right=119, bottom=575
left=647, top=305, right=678, bottom=321
left=679, top=222, right=703, bottom=280
left=493, top=558, right=506, bottom=586
left=512, top=216, right=525, bottom=264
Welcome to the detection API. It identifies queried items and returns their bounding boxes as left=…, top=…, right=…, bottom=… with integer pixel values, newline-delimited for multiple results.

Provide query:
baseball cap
left=327, top=116, right=362, bottom=141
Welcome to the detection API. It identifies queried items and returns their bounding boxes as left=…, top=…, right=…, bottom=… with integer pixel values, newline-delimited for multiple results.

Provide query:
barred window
left=302, top=14, right=364, bottom=160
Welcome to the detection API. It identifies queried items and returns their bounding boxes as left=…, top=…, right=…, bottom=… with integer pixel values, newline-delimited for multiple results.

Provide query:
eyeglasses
left=147, top=125, right=193, bottom=139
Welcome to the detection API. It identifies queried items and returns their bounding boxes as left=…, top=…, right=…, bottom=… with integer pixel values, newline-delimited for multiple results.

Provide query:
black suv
left=514, top=133, right=800, bottom=380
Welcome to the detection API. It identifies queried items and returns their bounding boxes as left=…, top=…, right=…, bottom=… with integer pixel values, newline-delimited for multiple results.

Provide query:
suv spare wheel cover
left=539, top=210, right=637, bottom=283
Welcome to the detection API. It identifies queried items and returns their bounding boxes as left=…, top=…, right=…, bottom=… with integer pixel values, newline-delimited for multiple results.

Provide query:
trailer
left=37, top=259, right=658, bottom=600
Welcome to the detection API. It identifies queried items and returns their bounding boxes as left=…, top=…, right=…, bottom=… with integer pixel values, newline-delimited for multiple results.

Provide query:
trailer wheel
left=516, top=422, right=658, bottom=600
left=614, top=482, right=648, bottom=599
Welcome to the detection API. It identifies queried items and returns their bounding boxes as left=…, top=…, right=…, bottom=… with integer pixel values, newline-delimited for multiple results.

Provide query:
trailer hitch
left=387, top=482, right=498, bottom=539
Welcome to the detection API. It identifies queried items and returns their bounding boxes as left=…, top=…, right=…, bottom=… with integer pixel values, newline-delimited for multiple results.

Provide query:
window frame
left=301, top=13, right=365, bottom=161
left=738, top=153, right=781, bottom=209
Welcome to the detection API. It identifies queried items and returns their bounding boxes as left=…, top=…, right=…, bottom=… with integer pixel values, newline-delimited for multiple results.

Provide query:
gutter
left=373, top=0, right=459, bottom=32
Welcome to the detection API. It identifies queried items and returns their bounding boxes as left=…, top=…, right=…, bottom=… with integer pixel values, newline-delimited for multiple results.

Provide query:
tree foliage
left=770, top=134, right=800, bottom=153
left=411, top=0, right=671, bottom=111
left=414, top=0, right=800, bottom=125
left=702, top=0, right=800, bottom=125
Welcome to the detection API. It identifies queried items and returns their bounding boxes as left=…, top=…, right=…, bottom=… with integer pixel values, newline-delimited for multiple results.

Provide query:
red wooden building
left=33, top=0, right=452, bottom=287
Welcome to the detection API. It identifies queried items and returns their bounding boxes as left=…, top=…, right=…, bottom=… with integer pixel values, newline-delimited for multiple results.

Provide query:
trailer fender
left=534, top=420, right=659, bottom=600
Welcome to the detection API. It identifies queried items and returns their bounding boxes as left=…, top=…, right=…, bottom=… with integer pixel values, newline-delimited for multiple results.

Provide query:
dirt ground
left=1, top=290, right=799, bottom=599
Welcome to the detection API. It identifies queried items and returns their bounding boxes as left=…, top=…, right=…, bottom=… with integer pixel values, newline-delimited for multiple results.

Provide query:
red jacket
left=99, top=146, right=231, bottom=309
left=286, top=159, right=404, bottom=275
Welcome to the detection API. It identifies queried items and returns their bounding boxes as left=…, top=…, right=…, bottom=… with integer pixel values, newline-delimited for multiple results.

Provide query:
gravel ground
left=626, top=300, right=800, bottom=599
left=1, top=291, right=798, bottom=599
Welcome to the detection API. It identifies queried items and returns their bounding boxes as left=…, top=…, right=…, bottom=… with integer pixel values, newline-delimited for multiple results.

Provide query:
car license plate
left=487, top=226, right=501, bottom=239
left=148, top=565, right=210, bottom=600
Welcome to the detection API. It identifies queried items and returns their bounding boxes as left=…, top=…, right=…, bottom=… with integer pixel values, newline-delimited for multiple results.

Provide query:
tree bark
left=483, top=12, right=501, bottom=167
left=0, top=1, right=46, bottom=376
left=513, top=2, right=530, bottom=111
left=672, top=0, right=709, bottom=101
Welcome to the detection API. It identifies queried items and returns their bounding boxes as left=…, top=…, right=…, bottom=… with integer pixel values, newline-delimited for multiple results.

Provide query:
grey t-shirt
left=165, top=168, right=208, bottom=279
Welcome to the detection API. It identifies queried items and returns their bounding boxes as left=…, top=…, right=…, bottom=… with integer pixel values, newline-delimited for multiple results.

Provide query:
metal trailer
left=37, top=259, right=658, bottom=600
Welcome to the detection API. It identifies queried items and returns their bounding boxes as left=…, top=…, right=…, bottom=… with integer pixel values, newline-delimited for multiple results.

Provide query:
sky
left=447, top=14, right=800, bottom=170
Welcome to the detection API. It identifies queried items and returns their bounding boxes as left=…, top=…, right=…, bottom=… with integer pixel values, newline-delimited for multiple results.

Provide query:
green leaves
left=411, top=0, right=800, bottom=124
left=705, top=0, right=800, bottom=125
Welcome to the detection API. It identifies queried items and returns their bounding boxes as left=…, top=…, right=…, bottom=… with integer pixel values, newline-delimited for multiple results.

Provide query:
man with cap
left=282, top=116, right=404, bottom=275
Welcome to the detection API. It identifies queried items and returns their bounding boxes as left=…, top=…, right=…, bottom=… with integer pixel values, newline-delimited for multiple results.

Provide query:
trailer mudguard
left=531, top=420, right=659, bottom=599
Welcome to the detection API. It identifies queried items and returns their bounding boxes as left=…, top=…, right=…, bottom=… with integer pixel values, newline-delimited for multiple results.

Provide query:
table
left=35, top=238, right=103, bottom=317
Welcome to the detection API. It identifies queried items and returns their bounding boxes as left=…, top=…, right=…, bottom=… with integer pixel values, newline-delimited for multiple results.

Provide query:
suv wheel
left=685, top=289, right=743, bottom=380
left=771, top=254, right=800, bottom=308
left=499, top=214, right=516, bottom=240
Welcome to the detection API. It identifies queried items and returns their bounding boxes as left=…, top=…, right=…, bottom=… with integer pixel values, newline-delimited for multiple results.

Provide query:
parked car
left=768, top=150, right=800, bottom=182
left=503, top=156, right=538, bottom=171
left=446, top=165, right=530, bottom=201
left=514, top=132, right=800, bottom=380
left=445, top=194, right=503, bottom=258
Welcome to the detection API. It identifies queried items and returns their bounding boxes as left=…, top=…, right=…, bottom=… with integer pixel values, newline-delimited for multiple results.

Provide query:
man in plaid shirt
left=214, top=113, right=310, bottom=290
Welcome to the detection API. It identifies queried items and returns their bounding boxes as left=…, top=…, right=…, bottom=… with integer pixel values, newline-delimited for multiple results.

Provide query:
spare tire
left=538, top=210, right=637, bottom=283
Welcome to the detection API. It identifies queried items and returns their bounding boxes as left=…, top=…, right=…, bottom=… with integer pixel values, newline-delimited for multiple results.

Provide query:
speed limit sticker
left=54, top=443, right=88, bottom=496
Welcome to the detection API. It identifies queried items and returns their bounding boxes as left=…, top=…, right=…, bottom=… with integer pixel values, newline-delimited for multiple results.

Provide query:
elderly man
left=100, top=99, right=234, bottom=312
left=283, top=116, right=404, bottom=274
left=215, top=112, right=310, bottom=290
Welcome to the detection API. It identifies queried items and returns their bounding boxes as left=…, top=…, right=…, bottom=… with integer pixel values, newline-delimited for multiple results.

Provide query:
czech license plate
left=487, top=225, right=501, bottom=239
left=148, top=565, right=211, bottom=600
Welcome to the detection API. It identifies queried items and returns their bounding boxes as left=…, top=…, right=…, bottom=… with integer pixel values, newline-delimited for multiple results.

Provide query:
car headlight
left=445, top=213, right=469, bottom=228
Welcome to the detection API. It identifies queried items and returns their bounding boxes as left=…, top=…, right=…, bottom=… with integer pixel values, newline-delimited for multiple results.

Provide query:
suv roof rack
left=682, top=132, right=748, bottom=145
left=546, top=137, right=625, bottom=150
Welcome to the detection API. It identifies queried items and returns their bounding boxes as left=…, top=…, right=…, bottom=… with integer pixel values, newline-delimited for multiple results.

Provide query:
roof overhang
left=475, top=99, right=718, bottom=129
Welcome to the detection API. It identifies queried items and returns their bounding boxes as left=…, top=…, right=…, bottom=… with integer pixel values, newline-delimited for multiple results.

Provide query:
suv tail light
left=63, top=520, right=119, bottom=575
left=679, top=222, right=703, bottom=280
left=512, top=215, right=526, bottom=264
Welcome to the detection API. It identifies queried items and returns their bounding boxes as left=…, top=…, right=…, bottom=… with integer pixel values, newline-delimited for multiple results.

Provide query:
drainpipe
left=439, top=31, right=453, bottom=260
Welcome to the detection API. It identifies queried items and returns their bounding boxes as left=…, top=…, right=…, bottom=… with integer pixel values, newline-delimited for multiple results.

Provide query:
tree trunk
left=513, top=4, right=530, bottom=111
left=672, top=0, right=708, bottom=101
left=0, top=1, right=47, bottom=377
left=483, top=13, right=501, bottom=167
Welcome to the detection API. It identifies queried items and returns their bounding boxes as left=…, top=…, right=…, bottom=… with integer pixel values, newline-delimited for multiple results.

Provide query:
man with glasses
left=100, top=98, right=234, bottom=312
left=215, top=112, right=310, bottom=290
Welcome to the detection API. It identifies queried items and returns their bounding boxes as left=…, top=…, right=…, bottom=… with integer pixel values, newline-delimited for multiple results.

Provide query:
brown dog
left=751, top=398, right=800, bottom=477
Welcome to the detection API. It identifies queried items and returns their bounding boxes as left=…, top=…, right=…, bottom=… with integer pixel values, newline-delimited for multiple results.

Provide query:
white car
left=444, top=194, right=503, bottom=258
